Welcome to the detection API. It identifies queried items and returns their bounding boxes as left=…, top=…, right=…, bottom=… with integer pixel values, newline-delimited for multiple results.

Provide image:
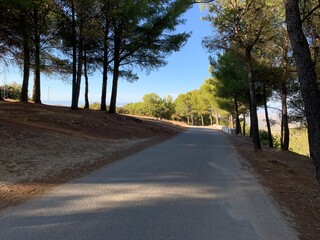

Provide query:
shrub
left=0, top=82, right=21, bottom=100
left=81, top=102, right=103, bottom=110
left=89, top=102, right=102, bottom=110
left=259, top=129, right=280, bottom=149
left=259, top=129, right=269, bottom=146
left=117, top=107, right=129, bottom=114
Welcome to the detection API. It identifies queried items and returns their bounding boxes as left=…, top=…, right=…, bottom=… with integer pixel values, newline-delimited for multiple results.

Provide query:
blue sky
left=2, top=5, right=213, bottom=106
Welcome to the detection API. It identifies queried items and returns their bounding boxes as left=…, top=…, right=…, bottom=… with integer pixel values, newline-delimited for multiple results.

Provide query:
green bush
left=259, top=129, right=280, bottom=149
left=117, top=106, right=129, bottom=114
left=259, top=129, right=269, bottom=146
left=272, top=134, right=281, bottom=149
left=81, top=102, right=103, bottom=110
left=0, top=82, right=21, bottom=100
left=243, top=125, right=251, bottom=137
left=89, top=102, right=101, bottom=110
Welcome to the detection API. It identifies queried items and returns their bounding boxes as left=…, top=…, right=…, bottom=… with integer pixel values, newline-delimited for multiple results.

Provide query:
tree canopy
left=0, top=0, right=192, bottom=112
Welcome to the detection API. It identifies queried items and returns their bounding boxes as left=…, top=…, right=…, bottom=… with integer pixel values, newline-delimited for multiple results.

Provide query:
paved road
left=0, top=128, right=298, bottom=240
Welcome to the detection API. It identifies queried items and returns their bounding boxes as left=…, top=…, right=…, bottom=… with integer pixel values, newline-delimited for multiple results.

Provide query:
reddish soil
left=1, top=101, right=319, bottom=240
left=229, top=134, right=320, bottom=240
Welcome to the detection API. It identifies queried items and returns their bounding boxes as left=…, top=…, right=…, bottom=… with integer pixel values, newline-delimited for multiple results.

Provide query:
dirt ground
left=1, top=101, right=319, bottom=239
left=0, top=101, right=186, bottom=210
left=228, top=134, right=320, bottom=240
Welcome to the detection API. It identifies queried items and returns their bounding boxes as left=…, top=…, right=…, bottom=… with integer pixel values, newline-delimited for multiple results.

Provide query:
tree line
left=0, top=0, right=194, bottom=112
left=121, top=83, right=230, bottom=127
left=200, top=0, right=320, bottom=182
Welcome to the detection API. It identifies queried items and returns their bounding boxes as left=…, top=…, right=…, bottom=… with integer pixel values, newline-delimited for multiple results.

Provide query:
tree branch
left=301, top=2, right=320, bottom=22
left=190, top=0, right=215, bottom=3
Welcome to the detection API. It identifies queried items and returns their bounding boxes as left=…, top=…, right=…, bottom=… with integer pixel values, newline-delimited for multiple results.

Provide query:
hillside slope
left=0, top=101, right=185, bottom=209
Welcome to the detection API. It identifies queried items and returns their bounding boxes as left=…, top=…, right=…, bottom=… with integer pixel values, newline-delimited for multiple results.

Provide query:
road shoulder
left=228, top=133, right=320, bottom=240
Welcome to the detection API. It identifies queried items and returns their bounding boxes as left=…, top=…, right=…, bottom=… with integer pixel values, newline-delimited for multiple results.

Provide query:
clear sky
left=2, top=4, right=213, bottom=106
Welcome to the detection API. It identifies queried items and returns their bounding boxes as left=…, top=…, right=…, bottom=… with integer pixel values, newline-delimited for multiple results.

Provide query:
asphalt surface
left=0, top=127, right=299, bottom=240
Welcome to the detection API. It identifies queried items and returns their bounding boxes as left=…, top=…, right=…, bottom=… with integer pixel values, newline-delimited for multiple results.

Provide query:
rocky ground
left=1, top=101, right=319, bottom=239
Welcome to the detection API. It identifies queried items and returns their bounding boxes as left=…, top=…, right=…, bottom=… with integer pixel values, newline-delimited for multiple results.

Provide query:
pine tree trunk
left=245, top=48, right=261, bottom=150
left=100, top=19, right=109, bottom=111
left=84, top=50, right=89, bottom=109
left=229, top=114, right=233, bottom=129
left=109, top=26, right=121, bottom=114
left=263, top=85, right=273, bottom=148
left=71, top=0, right=78, bottom=110
left=215, top=111, right=219, bottom=125
left=72, top=8, right=83, bottom=110
left=201, top=115, right=204, bottom=126
left=281, top=82, right=289, bottom=150
left=248, top=97, right=253, bottom=137
left=285, top=0, right=320, bottom=181
left=243, top=113, right=246, bottom=136
left=234, top=95, right=241, bottom=134
left=21, top=46, right=30, bottom=102
left=32, top=6, right=41, bottom=104
left=209, top=114, right=213, bottom=125
left=109, top=63, right=119, bottom=113
left=75, top=37, right=83, bottom=108
left=20, top=15, right=30, bottom=103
